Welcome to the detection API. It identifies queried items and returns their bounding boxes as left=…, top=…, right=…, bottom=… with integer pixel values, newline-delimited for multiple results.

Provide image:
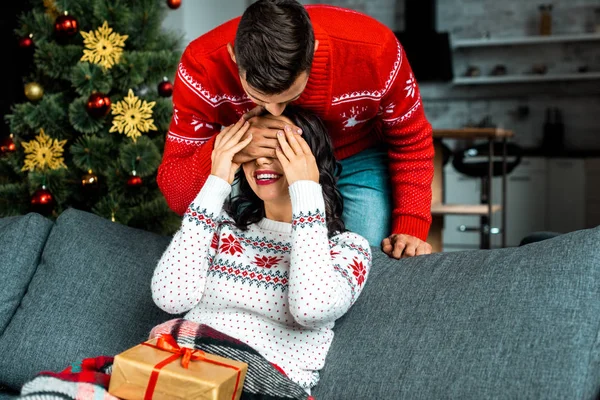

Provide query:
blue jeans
left=338, top=147, right=392, bottom=246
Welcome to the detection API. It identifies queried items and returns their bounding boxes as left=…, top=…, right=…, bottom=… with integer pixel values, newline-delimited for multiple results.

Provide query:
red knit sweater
left=157, top=5, right=434, bottom=240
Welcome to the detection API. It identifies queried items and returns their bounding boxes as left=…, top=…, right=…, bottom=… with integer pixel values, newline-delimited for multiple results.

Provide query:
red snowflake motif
left=220, top=234, right=244, bottom=255
left=350, top=258, right=367, bottom=287
left=253, top=255, right=282, bottom=269
left=210, top=233, right=219, bottom=250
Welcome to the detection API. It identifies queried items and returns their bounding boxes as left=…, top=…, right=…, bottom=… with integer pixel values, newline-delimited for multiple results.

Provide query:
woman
left=151, top=106, right=372, bottom=394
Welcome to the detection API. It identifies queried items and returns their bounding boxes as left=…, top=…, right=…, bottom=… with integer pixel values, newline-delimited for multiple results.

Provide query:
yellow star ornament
left=109, top=89, right=157, bottom=142
left=80, top=21, right=128, bottom=69
left=21, top=129, right=67, bottom=172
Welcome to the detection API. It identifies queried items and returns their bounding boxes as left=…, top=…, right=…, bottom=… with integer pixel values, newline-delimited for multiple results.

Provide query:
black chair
left=451, top=142, right=522, bottom=248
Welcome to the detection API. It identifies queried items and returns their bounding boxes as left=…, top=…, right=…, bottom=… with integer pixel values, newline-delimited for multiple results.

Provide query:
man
left=157, top=0, right=435, bottom=259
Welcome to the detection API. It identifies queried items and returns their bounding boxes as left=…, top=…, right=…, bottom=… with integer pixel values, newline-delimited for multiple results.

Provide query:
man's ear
left=227, top=43, right=236, bottom=64
left=314, top=39, right=319, bottom=54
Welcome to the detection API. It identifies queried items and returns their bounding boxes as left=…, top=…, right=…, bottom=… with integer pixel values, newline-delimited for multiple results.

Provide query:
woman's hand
left=211, top=118, right=252, bottom=184
left=275, top=125, right=319, bottom=185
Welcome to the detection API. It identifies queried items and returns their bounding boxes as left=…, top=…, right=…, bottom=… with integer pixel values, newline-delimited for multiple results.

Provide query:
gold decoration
left=21, top=129, right=67, bottom=172
left=80, top=21, right=128, bottom=69
left=43, top=0, right=59, bottom=19
left=109, top=89, right=157, bottom=142
left=81, top=169, right=99, bottom=187
left=24, top=82, right=44, bottom=101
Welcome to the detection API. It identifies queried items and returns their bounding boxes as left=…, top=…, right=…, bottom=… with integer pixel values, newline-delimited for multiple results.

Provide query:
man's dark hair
left=235, top=0, right=315, bottom=95
left=225, top=106, right=346, bottom=238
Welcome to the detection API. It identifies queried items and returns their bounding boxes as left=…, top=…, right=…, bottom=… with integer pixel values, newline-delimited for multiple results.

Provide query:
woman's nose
left=255, top=157, right=273, bottom=166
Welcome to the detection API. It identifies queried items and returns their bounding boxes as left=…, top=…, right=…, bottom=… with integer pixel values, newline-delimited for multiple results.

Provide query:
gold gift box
left=108, top=337, right=248, bottom=400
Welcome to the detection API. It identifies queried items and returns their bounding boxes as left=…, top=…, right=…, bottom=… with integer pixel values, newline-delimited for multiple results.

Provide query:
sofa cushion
left=0, top=213, right=53, bottom=336
left=313, top=227, right=600, bottom=400
left=0, top=208, right=176, bottom=390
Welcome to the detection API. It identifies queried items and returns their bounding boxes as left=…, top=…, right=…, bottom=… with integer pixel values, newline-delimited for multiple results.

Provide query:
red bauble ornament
left=30, top=185, right=55, bottom=216
left=0, top=135, right=16, bottom=154
left=167, top=0, right=181, bottom=9
left=54, top=12, right=79, bottom=40
left=127, top=171, right=143, bottom=187
left=86, top=92, right=111, bottom=118
left=158, top=78, right=173, bottom=97
left=18, top=35, right=33, bottom=49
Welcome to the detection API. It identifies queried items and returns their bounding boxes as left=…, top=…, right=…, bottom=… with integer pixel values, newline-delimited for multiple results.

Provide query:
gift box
left=108, top=334, right=247, bottom=400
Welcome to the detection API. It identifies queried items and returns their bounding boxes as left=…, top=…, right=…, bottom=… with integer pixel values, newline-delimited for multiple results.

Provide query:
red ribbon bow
left=141, top=334, right=242, bottom=400
left=153, top=333, right=206, bottom=368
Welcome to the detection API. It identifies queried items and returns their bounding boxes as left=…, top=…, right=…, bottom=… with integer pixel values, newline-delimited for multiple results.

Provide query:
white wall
left=162, top=0, right=249, bottom=46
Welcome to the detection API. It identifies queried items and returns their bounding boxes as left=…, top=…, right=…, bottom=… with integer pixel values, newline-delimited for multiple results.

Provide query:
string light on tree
left=54, top=11, right=79, bottom=40
left=158, top=77, right=173, bottom=97
left=24, top=82, right=44, bottom=102
left=167, top=0, right=181, bottom=9
left=86, top=92, right=112, bottom=118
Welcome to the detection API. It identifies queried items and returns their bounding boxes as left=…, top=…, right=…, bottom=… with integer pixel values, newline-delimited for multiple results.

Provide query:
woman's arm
left=152, top=119, right=251, bottom=314
left=287, top=180, right=372, bottom=327
left=151, top=175, right=231, bottom=314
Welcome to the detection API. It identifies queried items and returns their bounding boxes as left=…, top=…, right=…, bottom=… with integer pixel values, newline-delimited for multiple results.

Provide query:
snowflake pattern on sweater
left=151, top=175, right=372, bottom=390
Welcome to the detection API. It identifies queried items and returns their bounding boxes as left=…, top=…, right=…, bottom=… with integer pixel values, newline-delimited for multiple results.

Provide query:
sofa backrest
left=313, top=226, right=600, bottom=399
left=0, top=213, right=53, bottom=336
left=0, top=208, right=177, bottom=391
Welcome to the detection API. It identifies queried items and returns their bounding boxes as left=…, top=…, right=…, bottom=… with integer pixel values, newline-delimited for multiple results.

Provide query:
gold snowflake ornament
left=80, top=21, right=128, bottom=69
left=109, top=89, right=157, bottom=142
left=21, top=129, right=67, bottom=172
left=43, top=0, right=59, bottom=19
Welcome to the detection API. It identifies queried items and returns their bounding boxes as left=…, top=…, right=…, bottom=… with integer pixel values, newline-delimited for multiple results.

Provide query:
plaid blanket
left=18, top=318, right=314, bottom=400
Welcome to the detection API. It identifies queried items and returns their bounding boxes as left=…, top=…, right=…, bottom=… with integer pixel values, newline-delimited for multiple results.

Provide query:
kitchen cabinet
left=442, top=156, right=600, bottom=251
left=442, top=157, right=548, bottom=251
left=546, top=159, right=585, bottom=233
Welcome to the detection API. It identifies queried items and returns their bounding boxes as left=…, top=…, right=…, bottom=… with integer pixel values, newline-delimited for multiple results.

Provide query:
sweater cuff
left=189, top=174, right=232, bottom=214
left=289, top=180, right=325, bottom=213
left=392, top=215, right=431, bottom=241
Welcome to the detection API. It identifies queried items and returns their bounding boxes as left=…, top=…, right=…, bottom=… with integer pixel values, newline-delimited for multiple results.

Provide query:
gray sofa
left=1, top=208, right=600, bottom=399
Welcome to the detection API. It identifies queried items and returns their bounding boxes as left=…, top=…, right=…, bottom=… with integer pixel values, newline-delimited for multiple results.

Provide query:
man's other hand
left=381, top=234, right=432, bottom=259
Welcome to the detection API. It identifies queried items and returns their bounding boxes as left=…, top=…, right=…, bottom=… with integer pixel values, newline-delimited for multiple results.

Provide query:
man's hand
left=210, top=118, right=252, bottom=184
left=232, top=106, right=302, bottom=164
left=381, top=234, right=432, bottom=259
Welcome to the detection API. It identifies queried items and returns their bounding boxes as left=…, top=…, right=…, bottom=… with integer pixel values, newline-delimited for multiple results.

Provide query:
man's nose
left=265, top=103, right=286, bottom=116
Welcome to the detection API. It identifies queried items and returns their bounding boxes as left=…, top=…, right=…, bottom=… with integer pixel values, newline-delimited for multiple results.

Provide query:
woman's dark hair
left=225, top=106, right=346, bottom=237
left=234, top=0, right=315, bottom=95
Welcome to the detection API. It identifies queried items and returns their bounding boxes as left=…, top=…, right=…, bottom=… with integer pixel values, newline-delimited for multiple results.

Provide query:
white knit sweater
left=151, top=175, right=372, bottom=389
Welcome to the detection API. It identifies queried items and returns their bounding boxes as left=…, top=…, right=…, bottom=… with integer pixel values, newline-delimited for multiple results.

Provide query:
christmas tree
left=1, top=0, right=184, bottom=235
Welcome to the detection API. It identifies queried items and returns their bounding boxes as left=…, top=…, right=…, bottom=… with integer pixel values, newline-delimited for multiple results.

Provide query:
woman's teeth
left=256, top=174, right=279, bottom=180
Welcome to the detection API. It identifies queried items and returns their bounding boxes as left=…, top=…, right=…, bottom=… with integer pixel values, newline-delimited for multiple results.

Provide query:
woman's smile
left=254, top=169, right=283, bottom=185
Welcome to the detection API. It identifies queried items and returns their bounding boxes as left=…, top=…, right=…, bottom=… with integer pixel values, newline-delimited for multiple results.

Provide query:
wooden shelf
left=431, top=204, right=502, bottom=216
left=433, top=128, right=514, bottom=139
left=453, top=72, right=600, bottom=85
left=451, top=32, right=600, bottom=49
